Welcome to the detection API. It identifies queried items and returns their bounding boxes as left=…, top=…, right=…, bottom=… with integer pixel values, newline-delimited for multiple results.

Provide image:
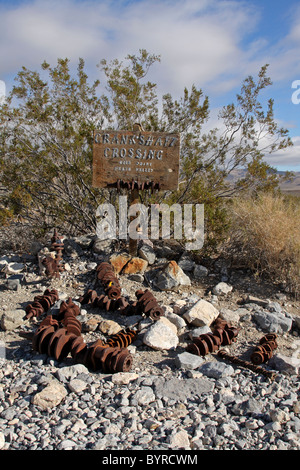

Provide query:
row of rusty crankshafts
left=31, top=297, right=136, bottom=373
left=186, top=317, right=278, bottom=373
left=218, top=333, right=278, bottom=381
left=79, top=288, right=164, bottom=321
left=186, top=318, right=240, bottom=356
left=28, top=260, right=165, bottom=373
left=80, top=261, right=164, bottom=321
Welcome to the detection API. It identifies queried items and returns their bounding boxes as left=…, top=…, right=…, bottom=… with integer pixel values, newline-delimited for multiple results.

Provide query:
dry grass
left=224, top=193, right=300, bottom=296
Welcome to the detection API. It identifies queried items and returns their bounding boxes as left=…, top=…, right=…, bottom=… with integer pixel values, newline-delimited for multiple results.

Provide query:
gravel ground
left=0, top=239, right=299, bottom=452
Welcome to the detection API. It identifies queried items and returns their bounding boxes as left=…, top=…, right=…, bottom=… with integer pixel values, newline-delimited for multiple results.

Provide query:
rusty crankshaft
left=96, top=262, right=122, bottom=299
left=79, top=280, right=163, bottom=321
left=25, top=289, right=59, bottom=320
left=104, top=327, right=137, bottom=348
left=133, top=289, right=164, bottom=320
left=79, top=289, right=129, bottom=313
left=218, top=349, right=277, bottom=381
left=32, top=298, right=133, bottom=373
left=186, top=319, right=239, bottom=357
left=250, top=333, right=278, bottom=365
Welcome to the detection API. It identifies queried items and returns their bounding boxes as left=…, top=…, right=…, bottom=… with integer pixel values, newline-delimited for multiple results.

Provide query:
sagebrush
left=224, top=193, right=300, bottom=295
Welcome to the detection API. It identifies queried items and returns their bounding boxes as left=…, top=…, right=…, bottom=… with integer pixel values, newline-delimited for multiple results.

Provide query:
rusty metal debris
left=96, top=262, right=122, bottom=300
left=79, top=289, right=129, bottom=313
left=32, top=307, right=133, bottom=373
left=80, top=264, right=164, bottom=321
left=114, top=179, right=161, bottom=193
left=41, top=229, right=64, bottom=279
left=25, top=289, right=59, bottom=320
left=251, top=333, right=278, bottom=365
left=41, top=256, right=62, bottom=279
left=51, top=229, right=64, bottom=266
left=133, top=289, right=164, bottom=320
left=84, top=339, right=133, bottom=372
left=218, top=349, right=277, bottom=381
left=105, top=327, right=137, bottom=348
left=186, top=320, right=239, bottom=357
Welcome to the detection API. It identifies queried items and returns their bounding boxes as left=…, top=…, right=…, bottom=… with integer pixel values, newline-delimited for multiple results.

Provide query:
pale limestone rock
left=143, top=319, right=179, bottom=350
left=183, top=299, right=219, bottom=326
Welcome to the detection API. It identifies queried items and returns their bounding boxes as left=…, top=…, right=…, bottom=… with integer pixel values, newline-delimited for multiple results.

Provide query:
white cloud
left=266, top=136, right=300, bottom=171
left=0, top=0, right=259, bottom=95
left=0, top=80, right=5, bottom=104
left=0, top=0, right=299, bottom=170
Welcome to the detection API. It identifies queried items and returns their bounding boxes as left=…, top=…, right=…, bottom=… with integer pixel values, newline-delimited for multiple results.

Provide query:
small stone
left=253, top=311, right=292, bottom=334
left=178, top=255, right=195, bottom=272
left=199, top=361, right=234, bottom=379
left=111, top=372, right=139, bottom=385
left=122, top=257, right=148, bottom=274
left=82, top=316, right=99, bottom=332
left=155, top=260, right=191, bottom=290
left=68, top=379, right=87, bottom=394
left=168, top=430, right=191, bottom=449
left=98, top=319, right=122, bottom=335
left=58, top=439, right=77, bottom=449
left=163, top=310, right=186, bottom=333
left=6, top=274, right=25, bottom=291
left=93, top=238, right=114, bottom=254
left=175, top=351, right=205, bottom=370
left=3, top=262, right=25, bottom=275
left=189, top=325, right=212, bottom=339
left=183, top=299, right=219, bottom=327
left=212, top=282, right=233, bottom=296
left=0, top=310, right=24, bottom=331
left=270, top=409, right=289, bottom=424
left=138, top=244, right=156, bottom=264
left=31, top=380, right=67, bottom=410
left=109, top=252, right=131, bottom=274
left=193, top=265, right=208, bottom=279
left=128, top=273, right=144, bottom=282
left=0, top=432, right=5, bottom=450
left=131, top=386, right=156, bottom=405
left=56, top=364, right=89, bottom=382
left=269, top=353, right=300, bottom=375
left=143, top=319, right=179, bottom=350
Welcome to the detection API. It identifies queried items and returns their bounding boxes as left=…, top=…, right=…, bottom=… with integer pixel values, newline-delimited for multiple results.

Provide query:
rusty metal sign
left=92, top=130, right=180, bottom=190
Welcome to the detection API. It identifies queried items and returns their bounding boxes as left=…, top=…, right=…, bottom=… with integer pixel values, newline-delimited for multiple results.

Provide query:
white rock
left=31, top=380, right=67, bottom=410
left=168, top=429, right=191, bottom=449
left=0, top=432, right=5, bottom=449
left=212, top=282, right=233, bottom=296
left=3, top=262, right=25, bottom=275
left=183, top=299, right=219, bottom=326
left=163, top=310, right=187, bottom=333
left=68, top=379, right=87, bottom=394
left=111, top=372, right=139, bottom=385
left=143, top=319, right=179, bottom=350
left=0, top=309, right=24, bottom=331
left=269, top=353, right=300, bottom=375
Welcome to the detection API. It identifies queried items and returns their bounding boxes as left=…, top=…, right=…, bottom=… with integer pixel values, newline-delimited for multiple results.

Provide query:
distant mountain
left=226, top=169, right=300, bottom=195
left=279, top=171, right=300, bottom=194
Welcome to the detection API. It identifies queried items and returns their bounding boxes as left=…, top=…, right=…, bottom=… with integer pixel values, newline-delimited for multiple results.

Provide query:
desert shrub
left=223, top=193, right=300, bottom=295
left=0, top=52, right=292, bottom=247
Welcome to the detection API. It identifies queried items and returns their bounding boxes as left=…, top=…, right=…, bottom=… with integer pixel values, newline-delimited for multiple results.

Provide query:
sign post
left=92, top=127, right=180, bottom=255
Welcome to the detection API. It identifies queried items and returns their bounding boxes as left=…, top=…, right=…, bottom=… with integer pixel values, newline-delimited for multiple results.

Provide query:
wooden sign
left=92, top=130, right=180, bottom=190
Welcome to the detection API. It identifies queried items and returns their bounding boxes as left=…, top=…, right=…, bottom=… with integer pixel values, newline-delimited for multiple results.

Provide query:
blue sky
left=0, top=0, right=300, bottom=170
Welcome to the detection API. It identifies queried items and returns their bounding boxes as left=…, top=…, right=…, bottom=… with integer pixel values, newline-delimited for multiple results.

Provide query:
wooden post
left=129, top=187, right=139, bottom=257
